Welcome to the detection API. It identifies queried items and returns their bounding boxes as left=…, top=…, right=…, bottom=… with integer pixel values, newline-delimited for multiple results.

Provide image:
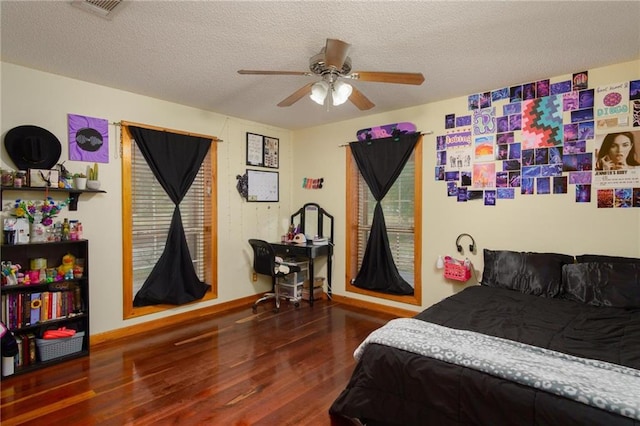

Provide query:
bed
left=330, top=250, right=640, bottom=426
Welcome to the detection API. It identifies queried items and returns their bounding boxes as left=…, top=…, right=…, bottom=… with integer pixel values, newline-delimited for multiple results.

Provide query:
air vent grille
left=71, top=0, right=123, bottom=19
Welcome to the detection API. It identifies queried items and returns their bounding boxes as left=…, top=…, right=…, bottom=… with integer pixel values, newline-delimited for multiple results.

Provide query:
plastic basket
left=36, top=331, right=84, bottom=362
left=443, top=257, right=471, bottom=282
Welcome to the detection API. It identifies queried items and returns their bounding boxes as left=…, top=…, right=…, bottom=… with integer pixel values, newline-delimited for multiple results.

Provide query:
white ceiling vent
left=71, top=0, right=123, bottom=20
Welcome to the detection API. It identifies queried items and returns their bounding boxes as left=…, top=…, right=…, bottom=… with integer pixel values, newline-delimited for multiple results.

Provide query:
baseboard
left=91, top=292, right=419, bottom=347
left=329, top=293, right=419, bottom=318
left=90, top=295, right=257, bottom=346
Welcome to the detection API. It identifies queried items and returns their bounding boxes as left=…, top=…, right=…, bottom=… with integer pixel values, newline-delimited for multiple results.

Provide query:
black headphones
left=456, top=233, right=476, bottom=254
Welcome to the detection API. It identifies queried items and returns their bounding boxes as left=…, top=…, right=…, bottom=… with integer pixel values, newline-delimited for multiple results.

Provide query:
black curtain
left=350, top=132, right=420, bottom=295
left=129, top=126, right=212, bottom=306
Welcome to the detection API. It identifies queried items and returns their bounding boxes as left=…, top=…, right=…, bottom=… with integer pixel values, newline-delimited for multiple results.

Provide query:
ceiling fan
left=237, top=38, right=425, bottom=111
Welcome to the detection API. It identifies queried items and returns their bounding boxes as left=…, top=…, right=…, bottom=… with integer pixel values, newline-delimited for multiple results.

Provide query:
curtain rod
left=337, top=131, right=433, bottom=147
left=111, top=121, right=224, bottom=142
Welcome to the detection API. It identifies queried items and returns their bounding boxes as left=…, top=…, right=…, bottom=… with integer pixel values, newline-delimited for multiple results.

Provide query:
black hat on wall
left=4, top=125, right=62, bottom=170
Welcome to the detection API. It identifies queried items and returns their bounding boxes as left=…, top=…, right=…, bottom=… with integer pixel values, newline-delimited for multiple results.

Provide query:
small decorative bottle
left=69, top=220, right=78, bottom=241
left=62, top=218, right=70, bottom=241
left=53, top=221, right=63, bottom=242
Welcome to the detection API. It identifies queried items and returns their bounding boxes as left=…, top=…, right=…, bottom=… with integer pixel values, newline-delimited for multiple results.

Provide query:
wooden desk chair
left=249, top=239, right=300, bottom=313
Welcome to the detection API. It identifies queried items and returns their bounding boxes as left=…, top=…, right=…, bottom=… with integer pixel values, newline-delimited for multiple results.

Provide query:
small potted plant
left=73, top=172, right=87, bottom=190
left=86, top=163, right=100, bottom=190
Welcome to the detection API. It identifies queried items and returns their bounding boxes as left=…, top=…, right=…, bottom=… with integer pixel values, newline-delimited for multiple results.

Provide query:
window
left=121, top=123, right=217, bottom=319
left=345, top=138, right=422, bottom=305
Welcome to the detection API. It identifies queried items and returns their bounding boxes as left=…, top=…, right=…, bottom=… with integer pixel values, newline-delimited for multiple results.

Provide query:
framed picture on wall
left=246, top=132, right=264, bottom=167
left=246, top=169, right=279, bottom=202
left=246, top=132, right=279, bottom=169
left=263, top=136, right=279, bottom=169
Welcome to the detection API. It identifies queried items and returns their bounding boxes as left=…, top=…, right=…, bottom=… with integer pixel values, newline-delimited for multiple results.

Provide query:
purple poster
left=472, top=107, right=496, bottom=135
left=68, top=113, right=109, bottom=163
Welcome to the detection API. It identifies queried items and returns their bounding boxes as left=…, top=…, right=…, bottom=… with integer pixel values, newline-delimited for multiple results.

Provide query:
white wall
left=292, top=59, right=640, bottom=311
left=2, top=60, right=638, bottom=334
left=1, top=63, right=295, bottom=334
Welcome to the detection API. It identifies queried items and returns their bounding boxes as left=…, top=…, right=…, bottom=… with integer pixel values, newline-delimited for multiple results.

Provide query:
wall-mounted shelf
left=1, top=186, right=106, bottom=211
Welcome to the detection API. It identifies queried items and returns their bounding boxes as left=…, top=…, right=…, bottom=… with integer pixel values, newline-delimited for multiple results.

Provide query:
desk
left=269, top=241, right=332, bottom=306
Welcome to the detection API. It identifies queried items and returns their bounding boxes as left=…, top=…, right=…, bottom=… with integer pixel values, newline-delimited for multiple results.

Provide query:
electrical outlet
left=252, top=272, right=257, bottom=282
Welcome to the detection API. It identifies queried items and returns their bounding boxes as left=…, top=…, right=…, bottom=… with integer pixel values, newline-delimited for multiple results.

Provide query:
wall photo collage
left=435, top=73, right=640, bottom=208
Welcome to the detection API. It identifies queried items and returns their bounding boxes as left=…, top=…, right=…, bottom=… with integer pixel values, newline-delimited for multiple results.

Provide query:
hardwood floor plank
left=1, top=390, right=96, bottom=426
left=0, top=300, right=397, bottom=425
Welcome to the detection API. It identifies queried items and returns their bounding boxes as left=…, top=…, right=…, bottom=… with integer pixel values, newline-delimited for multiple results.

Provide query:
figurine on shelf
left=1, top=261, right=21, bottom=286
left=30, top=212, right=47, bottom=243
left=57, top=162, right=73, bottom=188
left=57, top=253, right=76, bottom=278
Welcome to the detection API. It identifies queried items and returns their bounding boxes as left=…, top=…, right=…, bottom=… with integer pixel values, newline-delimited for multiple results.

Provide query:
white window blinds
left=130, top=141, right=210, bottom=295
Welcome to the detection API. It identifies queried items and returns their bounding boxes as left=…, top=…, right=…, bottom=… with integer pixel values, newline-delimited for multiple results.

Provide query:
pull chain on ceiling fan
left=238, top=38, right=425, bottom=110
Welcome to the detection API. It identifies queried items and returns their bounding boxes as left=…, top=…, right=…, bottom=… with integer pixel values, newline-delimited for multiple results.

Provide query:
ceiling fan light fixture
left=332, top=81, right=352, bottom=106
left=310, top=81, right=329, bottom=105
left=239, top=38, right=422, bottom=111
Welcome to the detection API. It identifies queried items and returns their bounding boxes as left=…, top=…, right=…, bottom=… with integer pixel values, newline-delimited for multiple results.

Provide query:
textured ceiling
left=2, top=1, right=639, bottom=130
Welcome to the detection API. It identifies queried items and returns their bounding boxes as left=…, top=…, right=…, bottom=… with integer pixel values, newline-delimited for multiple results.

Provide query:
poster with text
left=595, top=82, right=630, bottom=133
left=593, top=129, right=640, bottom=188
left=444, top=131, right=472, bottom=172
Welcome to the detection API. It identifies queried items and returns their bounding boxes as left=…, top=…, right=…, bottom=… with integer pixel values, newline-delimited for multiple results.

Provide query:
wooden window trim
left=121, top=121, right=218, bottom=319
left=345, top=136, right=422, bottom=306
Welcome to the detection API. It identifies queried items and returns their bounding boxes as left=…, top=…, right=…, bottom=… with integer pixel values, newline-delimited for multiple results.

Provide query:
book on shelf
left=3, top=290, right=79, bottom=330
left=30, top=293, right=40, bottom=324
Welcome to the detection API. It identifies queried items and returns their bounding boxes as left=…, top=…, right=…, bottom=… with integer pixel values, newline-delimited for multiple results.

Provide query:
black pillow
left=562, top=262, right=640, bottom=308
left=575, top=254, right=640, bottom=264
left=481, top=249, right=574, bottom=297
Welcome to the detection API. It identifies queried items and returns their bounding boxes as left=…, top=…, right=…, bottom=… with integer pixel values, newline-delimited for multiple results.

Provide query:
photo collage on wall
left=435, top=73, right=640, bottom=208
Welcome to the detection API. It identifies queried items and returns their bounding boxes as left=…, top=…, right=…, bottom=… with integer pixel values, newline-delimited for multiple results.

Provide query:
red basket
left=443, top=257, right=471, bottom=282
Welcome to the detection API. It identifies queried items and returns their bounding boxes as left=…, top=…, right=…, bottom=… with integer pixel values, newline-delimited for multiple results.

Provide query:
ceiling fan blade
left=238, top=70, right=312, bottom=76
left=349, top=86, right=375, bottom=111
left=277, top=82, right=314, bottom=107
left=348, top=71, right=425, bottom=85
left=324, top=38, right=351, bottom=70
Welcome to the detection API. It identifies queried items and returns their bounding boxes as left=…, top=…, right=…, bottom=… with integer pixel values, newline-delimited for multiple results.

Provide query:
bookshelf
left=1, top=239, right=90, bottom=378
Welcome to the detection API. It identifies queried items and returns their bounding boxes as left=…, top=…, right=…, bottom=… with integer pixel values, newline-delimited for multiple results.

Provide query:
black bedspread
left=329, top=285, right=640, bottom=426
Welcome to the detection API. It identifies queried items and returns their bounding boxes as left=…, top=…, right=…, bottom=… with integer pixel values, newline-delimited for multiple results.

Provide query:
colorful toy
left=1, top=262, right=21, bottom=286
left=57, top=253, right=76, bottom=278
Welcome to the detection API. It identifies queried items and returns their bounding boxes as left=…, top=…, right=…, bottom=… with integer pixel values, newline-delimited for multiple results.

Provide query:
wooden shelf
left=1, top=239, right=90, bottom=378
left=1, top=185, right=106, bottom=211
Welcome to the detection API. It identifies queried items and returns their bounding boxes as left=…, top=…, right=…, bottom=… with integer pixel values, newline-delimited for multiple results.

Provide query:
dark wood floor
left=1, top=298, right=396, bottom=425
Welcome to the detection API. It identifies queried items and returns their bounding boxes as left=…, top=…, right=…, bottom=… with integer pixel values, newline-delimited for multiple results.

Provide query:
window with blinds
left=346, top=137, right=422, bottom=305
left=122, top=122, right=216, bottom=318
left=356, top=152, right=416, bottom=287
left=130, top=142, right=211, bottom=296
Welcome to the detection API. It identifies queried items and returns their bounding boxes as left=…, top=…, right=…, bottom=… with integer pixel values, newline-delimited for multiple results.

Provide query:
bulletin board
left=246, top=132, right=279, bottom=169
left=246, top=169, right=279, bottom=202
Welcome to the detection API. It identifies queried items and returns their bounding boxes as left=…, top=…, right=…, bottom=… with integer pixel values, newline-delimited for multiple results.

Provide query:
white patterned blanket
left=354, top=318, right=640, bottom=421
